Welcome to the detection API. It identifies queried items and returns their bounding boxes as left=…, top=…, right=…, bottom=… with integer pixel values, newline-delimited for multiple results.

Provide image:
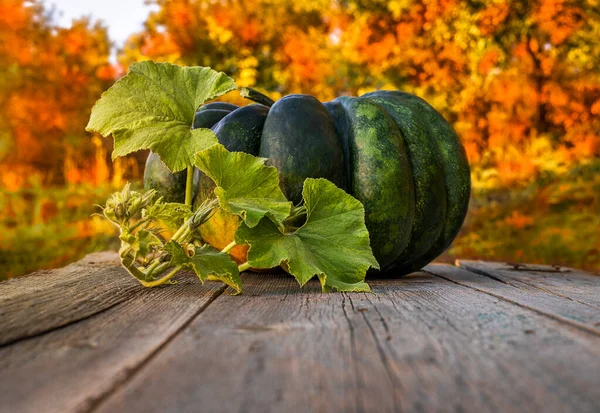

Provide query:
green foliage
left=143, top=202, right=192, bottom=232
left=100, top=150, right=379, bottom=293
left=235, top=178, right=378, bottom=292
left=86, top=61, right=237, bottom=172
left=195, top=144, right=292, bottom=227
left=164, top=241, right=242, bottom=293
left=86, top=62, right=379, bottom=293
left=121, top=229, right=162, bottom=263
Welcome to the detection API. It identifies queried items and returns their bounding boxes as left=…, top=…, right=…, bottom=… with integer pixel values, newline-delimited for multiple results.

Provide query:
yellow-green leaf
left=86, top=61, right=236, bottom=172
left=236, top=178, right=379, bottom=292
left=195, top=144, right=292, bottom=227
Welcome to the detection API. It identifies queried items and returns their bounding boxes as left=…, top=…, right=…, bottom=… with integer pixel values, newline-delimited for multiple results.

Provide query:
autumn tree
left=0, top=0, right=116, bottom=188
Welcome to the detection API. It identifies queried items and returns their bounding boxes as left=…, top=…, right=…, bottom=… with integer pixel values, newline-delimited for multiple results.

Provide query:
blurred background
left=0, top=0, right=598, bottom=279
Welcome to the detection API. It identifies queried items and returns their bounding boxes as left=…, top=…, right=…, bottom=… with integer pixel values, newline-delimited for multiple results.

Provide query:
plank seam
left=471, top=270, right=514, bottom=287
left=83, top=284, right=228, bottom=413
left=425, top=269, right=600, bottom=338
left=0, top=299, right=127, bottom=348
left=460, top=264, right=600, bottom=311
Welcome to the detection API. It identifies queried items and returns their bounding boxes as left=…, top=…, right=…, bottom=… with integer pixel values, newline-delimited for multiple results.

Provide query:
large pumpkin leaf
left=164, top=241, right=242, bottom=294
left=235, top=178, right=379, bottom=292
left=143, top=201, right=192, bottom=232
left=194, top=144, right=292, bottom=228
left=86, top=61, right=237, bottom=172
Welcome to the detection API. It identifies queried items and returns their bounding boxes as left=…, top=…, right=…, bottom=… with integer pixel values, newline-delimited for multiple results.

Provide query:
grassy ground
left=446, top=160, right=600, bottom=273
left=1, top=161, right=598, bottom=279
left=0, top=184, right=119, bottom=280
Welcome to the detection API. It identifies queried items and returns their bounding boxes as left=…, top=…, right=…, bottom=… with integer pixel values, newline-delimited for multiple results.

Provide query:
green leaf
left=86, top=61, right=237, bottom=172
left=164, top=241, right=242, bottom=294
left=195, top=144, right=292, bottom=227
left=235, top=178, right=379, bottom=292
left=143, top=201, right=192, bottom=231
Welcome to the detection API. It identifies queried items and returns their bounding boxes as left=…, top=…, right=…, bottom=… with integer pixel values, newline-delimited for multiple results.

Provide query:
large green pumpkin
left=144, top=90, right=470, bottom=275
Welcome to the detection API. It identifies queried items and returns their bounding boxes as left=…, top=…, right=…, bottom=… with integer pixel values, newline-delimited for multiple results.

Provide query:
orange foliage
left=423, top=0, right=457, bottom=22
left=0, top=0, right=129, bottom=191
left=478, top=49, right=500, bottom=75
left=0, top=0, right=29, bottom=30
left=535, top=0, right=585, bottom=44
left=282, top=28, right=333, bottom=85
left=504, top=211, right=534, bottom=230
left=1, top=0, right=598, bottom=195
left=239, top=19, right=262, bottom=44
left=141, top=33, right=181, bottom=57
left=478, top=3, right=510, bottom=35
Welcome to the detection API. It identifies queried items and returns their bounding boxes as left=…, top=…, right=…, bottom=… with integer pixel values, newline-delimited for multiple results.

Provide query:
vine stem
left=128, top=217, right=150, bottom=232
left=184, top=166, right=194, bottom=207
left=170, top=224, right=187, bottom=242
left=238, top=262, right=251, bottom=272
left=221, top=241, right=237, bottom=254
left=139, top=266, right=182, bottom=287
left=144, top=260, right=162, bottom=277
left=176, top=226, right=192, bottom=244
left=120, top=255, right=147, bottom=280
left=120, top=248, right=177, bottom=286
left=171, top=221, right=192, bottom=243
left=146, top=261, right=170, bottom=278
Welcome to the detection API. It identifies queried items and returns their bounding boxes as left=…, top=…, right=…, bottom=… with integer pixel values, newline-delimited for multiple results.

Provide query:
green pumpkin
left=151, top=90, right=470, bottom=275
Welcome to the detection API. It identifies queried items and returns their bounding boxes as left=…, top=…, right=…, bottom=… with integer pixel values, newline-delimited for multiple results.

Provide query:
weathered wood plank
left=458, top=260, right=600, bottom=308
left=0, top=271, right=226, bottom=413
left=429, top=263, right=600, bottom=335
left=0, top=252, right=140, bottom=346
left=95, top=269, right=600, bottom=413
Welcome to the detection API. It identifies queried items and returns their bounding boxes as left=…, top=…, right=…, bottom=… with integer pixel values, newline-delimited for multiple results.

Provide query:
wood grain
left=0, top=252, right=138, bottom=346
left=429, top=263, right=600, bottom=335
left=0, top=271, right=226, bottom=413
left=458, top=260, right=600, bottom=308
left=94, top=269, right=600, bottom=413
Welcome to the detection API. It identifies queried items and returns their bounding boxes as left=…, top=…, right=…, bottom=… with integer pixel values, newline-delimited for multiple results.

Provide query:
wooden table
left=1, top=253, right=599, bottom=413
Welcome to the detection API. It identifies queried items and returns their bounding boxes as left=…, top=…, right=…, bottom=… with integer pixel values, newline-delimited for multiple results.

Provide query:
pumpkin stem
left=240, top=87, right=275, bottom=107
left=184, top=166, right=194, bottom=207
